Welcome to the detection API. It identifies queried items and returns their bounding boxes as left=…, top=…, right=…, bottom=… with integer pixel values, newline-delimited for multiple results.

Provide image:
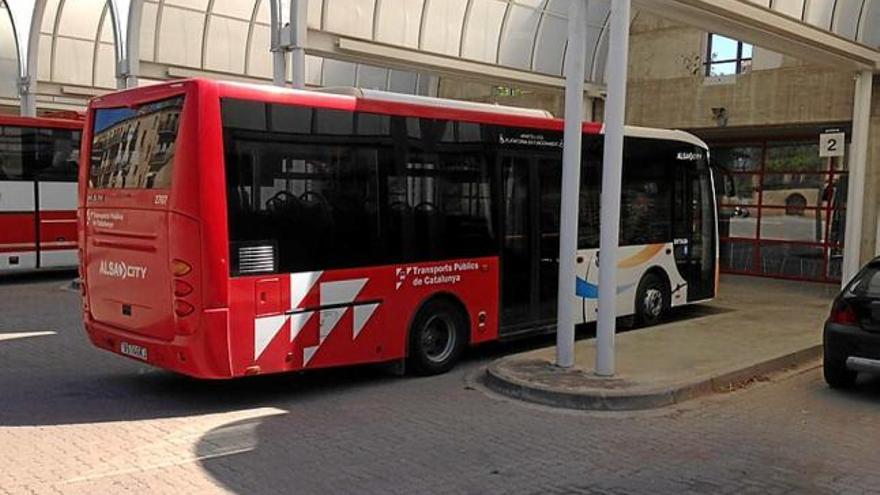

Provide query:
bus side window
left=31, top=129, right=81, bottom=182
left=0, top=126, right=25, bottom=181
left=224, top=103, right=391, bottom=274
left=386, top=118, right=495, bottom=263
left=222, top=103, right=497, bottom=274
left=578, top=136, right=602, bottom=249
left=619, top=137, right=674, bottom=246
left=439, top=154, right=494, bottom=257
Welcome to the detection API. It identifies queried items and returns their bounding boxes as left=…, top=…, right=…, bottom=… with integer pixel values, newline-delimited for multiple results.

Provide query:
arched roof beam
left=5, top=0, right=47, bottom=116
left=314, top=29, right=604, bottom=96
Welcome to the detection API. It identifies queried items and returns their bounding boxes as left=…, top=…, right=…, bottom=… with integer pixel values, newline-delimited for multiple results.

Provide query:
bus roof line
left=317, top=86, right=556, bottom=120
left=113, top=78, right=705, bottom=149
left=620, top=125, right=709, bottom=150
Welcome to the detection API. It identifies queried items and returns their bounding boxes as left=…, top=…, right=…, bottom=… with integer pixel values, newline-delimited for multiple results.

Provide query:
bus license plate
left=120, top=342, right=148, bottom=361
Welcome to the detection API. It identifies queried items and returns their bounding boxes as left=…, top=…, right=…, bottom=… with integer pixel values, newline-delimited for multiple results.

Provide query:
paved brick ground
left=1, top=275, right=879, bottom=495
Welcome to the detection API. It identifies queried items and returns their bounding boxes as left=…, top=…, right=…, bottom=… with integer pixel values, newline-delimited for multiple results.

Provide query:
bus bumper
left=84, top=308, right=234, bottom=379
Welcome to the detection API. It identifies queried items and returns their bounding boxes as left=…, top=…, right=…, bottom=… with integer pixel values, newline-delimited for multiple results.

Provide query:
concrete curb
left=484, top=344, right=822, bottom=411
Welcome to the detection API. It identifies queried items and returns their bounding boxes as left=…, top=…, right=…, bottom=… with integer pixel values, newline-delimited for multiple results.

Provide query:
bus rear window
left=89, top=96, right=183, bottom=189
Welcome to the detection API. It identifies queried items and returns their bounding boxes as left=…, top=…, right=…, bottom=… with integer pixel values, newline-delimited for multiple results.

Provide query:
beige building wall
left=437, top=78, right=598, bottom=121
left=627, top=12, right=855, bottom=129
left=627, top=66, right=856, bottom=130
left=628, top=14, right=705, bottom=82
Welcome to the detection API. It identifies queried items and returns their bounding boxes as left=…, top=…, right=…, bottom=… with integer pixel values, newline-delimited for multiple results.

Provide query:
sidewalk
left=485, top=275, right=838, bottom=410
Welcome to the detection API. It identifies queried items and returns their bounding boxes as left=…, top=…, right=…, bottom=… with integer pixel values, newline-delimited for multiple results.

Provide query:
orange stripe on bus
left=618, top=244, right=665, bottom=269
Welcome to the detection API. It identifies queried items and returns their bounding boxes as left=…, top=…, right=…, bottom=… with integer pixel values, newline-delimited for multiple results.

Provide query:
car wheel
left=634, top=272, right=669, bottom=327
left=823, top=351, right=857, bottom=389
left=408, top=298, right=467, bottom=376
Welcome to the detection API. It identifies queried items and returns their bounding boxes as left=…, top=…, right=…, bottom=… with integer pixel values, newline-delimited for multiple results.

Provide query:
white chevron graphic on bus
left=253, top=272, right=378, bottom=366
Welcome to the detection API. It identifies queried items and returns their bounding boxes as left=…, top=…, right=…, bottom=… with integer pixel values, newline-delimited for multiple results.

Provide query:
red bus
left=79, top=79, right=717, bottom=378
left=0, top=114, right=82, bottom=273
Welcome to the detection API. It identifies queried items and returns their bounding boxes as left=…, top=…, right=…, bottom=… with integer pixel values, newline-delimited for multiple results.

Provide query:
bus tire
left=634, top=272, right=669, bottom=327
left=408, top=298, right=467, bottom=376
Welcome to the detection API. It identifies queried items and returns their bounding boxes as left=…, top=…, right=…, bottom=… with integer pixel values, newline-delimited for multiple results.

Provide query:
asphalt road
left=1, top=273, right=878, bottom=495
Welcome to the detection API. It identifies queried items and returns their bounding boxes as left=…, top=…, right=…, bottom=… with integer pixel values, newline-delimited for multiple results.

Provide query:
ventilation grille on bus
left=236, top=244, right=276, bottom=275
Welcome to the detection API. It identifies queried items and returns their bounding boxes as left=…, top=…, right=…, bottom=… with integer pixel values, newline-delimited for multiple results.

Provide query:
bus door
left=32, top=128, right=79, bottom=268
left=0, top=126, right=37, bottom=271
left=673, top=156, right=715, bottom=302
left=499, top=153, right=559, bottom=333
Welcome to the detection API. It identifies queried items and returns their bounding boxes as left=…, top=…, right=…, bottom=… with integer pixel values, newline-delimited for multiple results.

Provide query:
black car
left=824, top=258, right=880, bottom=388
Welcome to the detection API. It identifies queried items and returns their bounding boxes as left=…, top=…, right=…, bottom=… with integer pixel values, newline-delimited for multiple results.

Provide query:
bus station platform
left=484, top=275, right=838, bottom=411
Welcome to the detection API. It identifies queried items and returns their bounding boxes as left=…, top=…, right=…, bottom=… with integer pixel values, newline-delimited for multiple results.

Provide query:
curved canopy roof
left=749, top=0, right=880, bottom=48
left=0, top=0, right=879, bottom=107
left=0, top=0, right=613, bottom=101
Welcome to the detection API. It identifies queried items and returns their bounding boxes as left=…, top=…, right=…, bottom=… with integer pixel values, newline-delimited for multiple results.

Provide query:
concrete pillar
left=842, top=71, right=873, bottom=285
left=269, top=0, right=288, bottom=87
left=595, top=0, right=632, bottom=377
left=109, top=0, right=144, bottom=89
left=555, top=0, right=587, bottom=369
left=290, top=0, right=307, bottom=89
left=18, top=76, right=37, bottom=117
left=269, top=0, right=307, bottom=88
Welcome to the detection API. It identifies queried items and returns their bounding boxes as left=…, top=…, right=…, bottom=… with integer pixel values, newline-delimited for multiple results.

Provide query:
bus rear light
left=174, top=300, right=195, bottom=317
left=171, top=259, right=192, bottom=277
left=174, top=280, right=193, bottom=297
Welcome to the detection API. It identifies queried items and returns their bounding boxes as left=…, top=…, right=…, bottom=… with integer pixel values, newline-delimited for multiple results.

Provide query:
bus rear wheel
left=635, top=272, right=669, bottom=327
left=408, top=299, right=467, bottom=376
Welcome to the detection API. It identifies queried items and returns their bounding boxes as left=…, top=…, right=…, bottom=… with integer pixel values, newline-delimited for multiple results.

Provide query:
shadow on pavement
left=0, top=322, right=574, bottom=427
left=0, top=270, right=76, bottom=286
left=0, top=302, right=724, bottom=428
left=1, top=272, right=867, bottom=494
left=814, top=373, right=880, bottom=404
left=190, top=330, right=880, bottom=495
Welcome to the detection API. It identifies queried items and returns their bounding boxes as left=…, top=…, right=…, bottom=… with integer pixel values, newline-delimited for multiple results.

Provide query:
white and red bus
left=0, top=114, right=82, bottom=273
left=79, top=79, right=717, bottom=378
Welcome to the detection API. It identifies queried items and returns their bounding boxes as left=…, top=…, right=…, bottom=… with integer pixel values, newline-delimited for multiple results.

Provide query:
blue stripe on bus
left=575, top=277, right=635, bottom=299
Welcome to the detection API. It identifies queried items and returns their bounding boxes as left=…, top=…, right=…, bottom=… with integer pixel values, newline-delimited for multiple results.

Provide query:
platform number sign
left=820, top=130, right=845, bottom=158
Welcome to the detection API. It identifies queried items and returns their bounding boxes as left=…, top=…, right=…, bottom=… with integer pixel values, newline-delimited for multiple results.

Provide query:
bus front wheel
left=408, top=298, right=467, bottom=376
left=634, top=272, right=669, bottom=327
